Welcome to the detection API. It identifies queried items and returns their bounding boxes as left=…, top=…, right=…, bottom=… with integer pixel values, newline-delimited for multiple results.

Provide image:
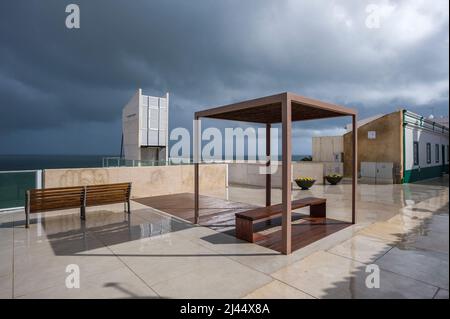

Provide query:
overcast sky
left=0, top=0, right=448, bottom=155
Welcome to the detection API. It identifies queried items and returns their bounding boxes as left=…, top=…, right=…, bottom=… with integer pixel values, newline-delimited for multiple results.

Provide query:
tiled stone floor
left=0, top=176, right=448, bottom=299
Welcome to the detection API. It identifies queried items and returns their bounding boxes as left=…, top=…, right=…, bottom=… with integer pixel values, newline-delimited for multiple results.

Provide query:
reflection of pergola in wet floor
left=193, top=92, right=358, bottom=254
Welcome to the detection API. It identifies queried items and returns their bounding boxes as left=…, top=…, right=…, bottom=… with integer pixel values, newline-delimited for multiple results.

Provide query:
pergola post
left=352, top=114, right=357, bottom=224
left=281, top=96, right=292, bottom=255
left=194, top=115, right=200, bottom=224
left=266, top=123, right=271, bottom=207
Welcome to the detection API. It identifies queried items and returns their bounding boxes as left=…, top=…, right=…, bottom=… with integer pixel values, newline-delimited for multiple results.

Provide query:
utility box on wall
left=360, top=162, right=394, bottom=184
left=122, top=89, right=169, bottom=163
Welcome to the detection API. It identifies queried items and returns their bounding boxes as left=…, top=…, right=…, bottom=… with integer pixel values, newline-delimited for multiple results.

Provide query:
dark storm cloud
left=0, top=0, right=448, bottom=154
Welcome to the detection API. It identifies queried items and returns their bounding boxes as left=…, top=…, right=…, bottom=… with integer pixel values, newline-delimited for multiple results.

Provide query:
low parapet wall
left=322, top=162, right=344, bottom=176
left=228, top=162, right=325, bottom=187
left=43, top=164, right=228, bottom=199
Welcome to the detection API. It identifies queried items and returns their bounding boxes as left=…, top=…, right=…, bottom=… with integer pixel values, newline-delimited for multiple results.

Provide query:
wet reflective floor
left=0, top=176, right=448, bottom=298
left=134, top=193, right=352, bottom=253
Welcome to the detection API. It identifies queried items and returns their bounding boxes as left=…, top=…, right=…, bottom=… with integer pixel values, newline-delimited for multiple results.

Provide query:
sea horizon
left=0, top=154, right=118, bottom=171
left=0, top=154, right=311, bottom=171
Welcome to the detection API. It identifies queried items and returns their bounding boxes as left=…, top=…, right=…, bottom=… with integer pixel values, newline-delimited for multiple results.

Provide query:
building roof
left=345, top=113, right=385, bottom=132
left=344, top=109, right=449, bottom=135
left=434, top=116, right=449, bottom=128
left=404, top=110, right=449, bottom=134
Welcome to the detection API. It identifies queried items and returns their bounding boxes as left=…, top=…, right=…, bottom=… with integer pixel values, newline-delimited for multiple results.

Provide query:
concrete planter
left=294, top=178, right=316, bottom=190
left=325, top=175, right=343, bottom=185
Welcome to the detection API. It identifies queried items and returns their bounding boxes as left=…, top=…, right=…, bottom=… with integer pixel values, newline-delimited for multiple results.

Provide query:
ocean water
left=0, top=155, right=116, bottom=171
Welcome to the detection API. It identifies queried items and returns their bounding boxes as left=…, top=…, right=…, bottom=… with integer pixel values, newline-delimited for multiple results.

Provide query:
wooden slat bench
left=25, top=182, right=132, bottom=228
left=85, top=183, right=132, bottom=217
left=235, top=197, right=326, bottom=243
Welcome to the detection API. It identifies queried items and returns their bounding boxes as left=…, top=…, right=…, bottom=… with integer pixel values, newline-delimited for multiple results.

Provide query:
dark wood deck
left=134, top=193, right=350, bottom=253
left=134, top=193, right=258, bottom=229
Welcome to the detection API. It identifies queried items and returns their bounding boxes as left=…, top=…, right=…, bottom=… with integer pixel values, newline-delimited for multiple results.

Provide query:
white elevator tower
left=122, top=89, right=169, bottom=163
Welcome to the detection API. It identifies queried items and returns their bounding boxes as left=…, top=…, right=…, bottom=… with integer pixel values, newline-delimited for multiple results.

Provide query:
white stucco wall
left=322, top=162, right=344, bottom=176
left=122, top=89, right=169, bottom=162
left=122, top=90, right=141, bottom=161
left=404, top=120, right=449, bottom=171
left=312, top=136, right=343, bottom=162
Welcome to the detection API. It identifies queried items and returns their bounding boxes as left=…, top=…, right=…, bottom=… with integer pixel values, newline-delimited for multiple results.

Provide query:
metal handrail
left=0, top=169, right=41, bottom=173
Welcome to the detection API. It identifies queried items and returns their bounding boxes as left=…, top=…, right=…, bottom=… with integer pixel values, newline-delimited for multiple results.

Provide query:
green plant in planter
left=300, top=155, right=312, bottom=161
left=294, top=177, right=316, bottom=190
left=325, top=174, right=343, bottom=185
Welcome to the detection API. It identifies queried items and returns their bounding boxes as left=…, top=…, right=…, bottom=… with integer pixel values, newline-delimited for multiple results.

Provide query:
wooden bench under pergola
left=193, top=92, right=357, bottom=255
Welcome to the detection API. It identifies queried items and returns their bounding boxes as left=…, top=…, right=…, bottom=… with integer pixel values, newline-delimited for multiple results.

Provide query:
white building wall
left=139, top=94, right=168, bottom=149
left=312, top=136, right=343, bottom=162
left=405, top=126, right=449, bottom=169
left=122, top=89, right=141, bottom=161
left=122, top=89, right=169, bottom=162
left=404, top=111, right=449, bottom=181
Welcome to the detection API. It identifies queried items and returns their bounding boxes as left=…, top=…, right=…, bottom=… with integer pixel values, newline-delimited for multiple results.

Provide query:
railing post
left=35, top=170, right=42, bottom=189
left=25, top=190, right=30, bottom=228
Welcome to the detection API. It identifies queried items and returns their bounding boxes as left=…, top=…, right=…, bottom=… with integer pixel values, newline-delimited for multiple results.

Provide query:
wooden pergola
left=194, top=92, right=357, bottom=255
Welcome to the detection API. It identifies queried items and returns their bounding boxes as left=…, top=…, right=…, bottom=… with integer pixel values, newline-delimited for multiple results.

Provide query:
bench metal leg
left=81, top=186, right=87, bottom=220
left=127, top=200, right=131, bottom=214
left=235, top=218, right=254, bottom=243
left=25, top=208, right=30, bottom=228
left=80, top=206, right=86, bottom=220
left=310, top=202, right=326, bottom=218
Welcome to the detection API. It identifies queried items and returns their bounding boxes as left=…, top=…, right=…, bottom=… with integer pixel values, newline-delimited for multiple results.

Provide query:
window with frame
left=426, top=143, right=431, bottom=164
left=447, top=145, right=450, bottom=163
left=413, top=141, right=419, bottom=166
left=435, top=144, right=440, bottom=163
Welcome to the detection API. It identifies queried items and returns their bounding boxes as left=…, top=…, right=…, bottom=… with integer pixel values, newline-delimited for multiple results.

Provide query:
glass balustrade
left=0, top=170, right=41, bottom=210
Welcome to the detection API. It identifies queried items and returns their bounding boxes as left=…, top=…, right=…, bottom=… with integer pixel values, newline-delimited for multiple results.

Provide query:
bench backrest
left=85, top=182, right=131, bottom=207
left=26, top=183, right=132, bottom=214
left=27, top=186, right=85, bottom=214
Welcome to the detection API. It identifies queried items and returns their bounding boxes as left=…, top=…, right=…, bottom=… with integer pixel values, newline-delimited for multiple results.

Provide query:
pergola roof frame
left=194, top=92, right=358, bottom=255
left=195, top=92, right=356, bottom=124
